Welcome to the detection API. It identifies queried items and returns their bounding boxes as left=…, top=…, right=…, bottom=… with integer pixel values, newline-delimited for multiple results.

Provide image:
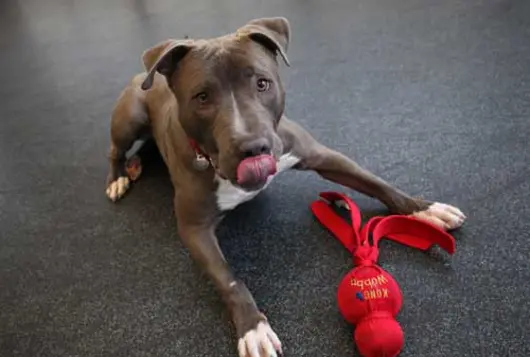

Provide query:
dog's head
left=141, top=17, right=291, bottom=190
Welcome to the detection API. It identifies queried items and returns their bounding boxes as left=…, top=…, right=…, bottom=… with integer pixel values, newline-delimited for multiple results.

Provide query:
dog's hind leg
left=105, top=85, right=150, bottom=202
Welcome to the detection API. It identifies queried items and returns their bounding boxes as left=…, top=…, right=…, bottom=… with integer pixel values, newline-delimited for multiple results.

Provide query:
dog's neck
left=186, top=137, right=302, bottom=211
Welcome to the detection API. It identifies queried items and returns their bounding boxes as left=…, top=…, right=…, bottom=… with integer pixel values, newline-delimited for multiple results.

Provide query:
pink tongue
left=237, top=155, right=277, bottom=185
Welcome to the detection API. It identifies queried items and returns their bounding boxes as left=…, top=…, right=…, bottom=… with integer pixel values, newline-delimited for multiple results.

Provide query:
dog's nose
left=239, top=137, right=271, bottom=157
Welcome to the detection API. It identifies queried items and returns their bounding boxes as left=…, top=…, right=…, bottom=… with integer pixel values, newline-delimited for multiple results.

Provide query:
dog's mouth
left=235, top=154, right=277, bottom=189
left=210, top=152, right=277, bottom=190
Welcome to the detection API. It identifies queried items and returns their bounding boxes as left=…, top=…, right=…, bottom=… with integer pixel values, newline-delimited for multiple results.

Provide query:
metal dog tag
left=193, top=154, right=210, bottom=171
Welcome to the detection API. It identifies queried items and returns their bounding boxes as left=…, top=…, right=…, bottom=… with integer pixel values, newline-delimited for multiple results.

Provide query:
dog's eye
left=195, top=92, right=209, bottom=103
left=256, top=78, right=271, bottom=92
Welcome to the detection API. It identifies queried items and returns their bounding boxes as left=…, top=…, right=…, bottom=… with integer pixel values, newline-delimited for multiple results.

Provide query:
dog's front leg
left=175, top=202, right=282, bottom=357
left=280, top=118, right=466, bottom=230
left=308, top=147, right=466, bottom=230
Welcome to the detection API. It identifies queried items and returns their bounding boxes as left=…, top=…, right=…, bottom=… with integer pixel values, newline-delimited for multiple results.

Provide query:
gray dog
left=105, top=17, right=466, bottom=357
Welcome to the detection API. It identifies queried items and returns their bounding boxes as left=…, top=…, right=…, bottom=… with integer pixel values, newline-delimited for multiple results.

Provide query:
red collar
left=189, top=139, right=228, bottom=179
left=189, top=139, right=208, bottom=158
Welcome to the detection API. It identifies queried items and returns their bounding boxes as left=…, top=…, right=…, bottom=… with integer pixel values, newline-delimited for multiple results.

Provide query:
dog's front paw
left=238, top=321, right=282, bottom=357
left=105, top=177, right=130, bottom=202
left=410, top=202, right=466, bottom=231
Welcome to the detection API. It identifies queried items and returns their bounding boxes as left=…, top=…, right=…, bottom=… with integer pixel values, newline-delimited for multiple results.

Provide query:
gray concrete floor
left=1, top=0, right=529, bottom=356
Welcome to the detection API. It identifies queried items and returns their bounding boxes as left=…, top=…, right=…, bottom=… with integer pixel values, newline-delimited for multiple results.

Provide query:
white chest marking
left=215, top=153, right=301, bottom=211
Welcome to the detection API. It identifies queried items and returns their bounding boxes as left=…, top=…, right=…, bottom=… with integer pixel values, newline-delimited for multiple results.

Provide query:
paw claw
left=410, top=202, right=466, bottom=231
left=238, top=321, right=281, bottom=357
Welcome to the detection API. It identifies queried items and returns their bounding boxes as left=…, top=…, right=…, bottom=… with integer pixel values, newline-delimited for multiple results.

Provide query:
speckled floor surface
left=1, top=0, right=529, bottom=356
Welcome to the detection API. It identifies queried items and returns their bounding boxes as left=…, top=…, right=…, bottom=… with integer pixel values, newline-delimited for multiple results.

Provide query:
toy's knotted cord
left=353, top=245, right=378, bottom=267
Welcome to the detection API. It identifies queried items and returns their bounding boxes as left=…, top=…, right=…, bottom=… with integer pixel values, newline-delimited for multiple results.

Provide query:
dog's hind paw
left=410, top=202, right=466, bottom=231
left=238, top=321, right=282, bottom=357
left=106, top=177, right=130, bottom=202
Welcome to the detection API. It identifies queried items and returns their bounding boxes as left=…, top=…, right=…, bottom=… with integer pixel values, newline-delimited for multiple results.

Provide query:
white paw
left=105, top=177, right=130, bottom=202
left=411, top=202, right=466, bottom=231
left=238, top=321, right=282, bottom=357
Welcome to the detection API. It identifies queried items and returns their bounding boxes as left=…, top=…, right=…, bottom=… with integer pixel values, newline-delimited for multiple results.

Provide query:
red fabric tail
left=369, top=215, right=456, bottom=254
left=310, top=200, right=357, bottom=253
left=310, top=191, right=456, bottom=255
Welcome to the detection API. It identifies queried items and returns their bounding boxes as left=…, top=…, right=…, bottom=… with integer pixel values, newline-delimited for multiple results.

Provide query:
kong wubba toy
left=310, top=192, right=457, bottom=357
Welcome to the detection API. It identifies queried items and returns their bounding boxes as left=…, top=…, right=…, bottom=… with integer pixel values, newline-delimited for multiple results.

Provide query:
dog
left=105, top=17, right=466, bottom=357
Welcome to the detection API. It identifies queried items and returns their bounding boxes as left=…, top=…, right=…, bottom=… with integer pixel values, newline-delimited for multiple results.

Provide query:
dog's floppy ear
left=141, top=39, right=193, bottom=90
left=238, top=17, right=291, bottom=66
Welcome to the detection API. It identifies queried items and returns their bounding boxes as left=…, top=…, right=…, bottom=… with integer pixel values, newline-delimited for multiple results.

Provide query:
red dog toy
left=310, top=192, right=457, bottom=357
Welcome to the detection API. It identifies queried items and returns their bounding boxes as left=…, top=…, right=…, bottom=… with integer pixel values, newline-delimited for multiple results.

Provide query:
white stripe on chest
left=215, top=153, right=301, bottom=211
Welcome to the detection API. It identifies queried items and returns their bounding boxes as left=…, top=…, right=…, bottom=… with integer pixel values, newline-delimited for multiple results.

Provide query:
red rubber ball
left=337, top=265, right=402, bottom=324
left=355, top=312, right=404, bottom=357
left=336, top=265, right=404, bottom=357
